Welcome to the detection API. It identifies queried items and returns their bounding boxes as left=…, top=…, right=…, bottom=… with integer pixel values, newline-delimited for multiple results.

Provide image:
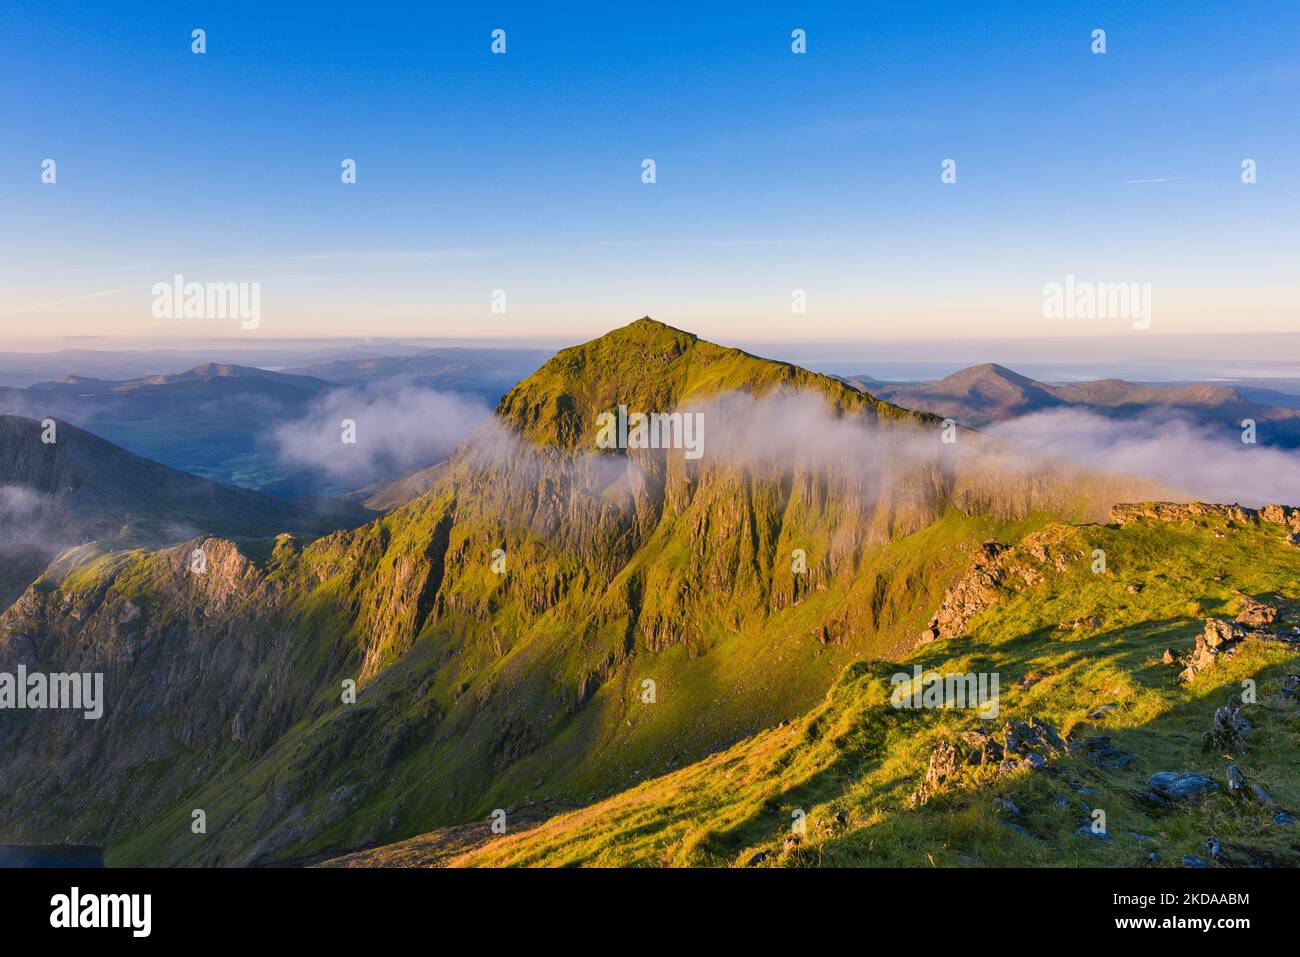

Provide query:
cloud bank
left=273, top=383, right=491, bottom=488
left=986, top=408, right=1300, bottom=507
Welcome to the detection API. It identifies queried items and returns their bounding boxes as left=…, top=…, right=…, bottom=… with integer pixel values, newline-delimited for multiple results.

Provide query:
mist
left=985, top=408, right=1300, bottom=508
left=273, top=382, right=492, bottom=488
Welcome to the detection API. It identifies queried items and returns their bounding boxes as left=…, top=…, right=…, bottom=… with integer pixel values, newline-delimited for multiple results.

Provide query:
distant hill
left=0, top=363, right=334, bottom=492
left=0, top=414, right=371, bottom=607
left=0, top=354, right=549, bottom=496
left=849, top=364, right=1300, bottom=445
left=287, top=348, right=551, bottom=402
left=0, top=343, right=485, bottom=388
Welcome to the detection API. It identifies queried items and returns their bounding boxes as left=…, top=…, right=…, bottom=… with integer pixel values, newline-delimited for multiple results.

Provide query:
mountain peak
left=868, top=362, right=1064, bottom=427
left=494, top=318, right=915, bottom=448
left=939, top=362, right=1039, bottom=390
left=180, top=362, right=273, bottom=379
left=617, top=315, right=699, bottom=340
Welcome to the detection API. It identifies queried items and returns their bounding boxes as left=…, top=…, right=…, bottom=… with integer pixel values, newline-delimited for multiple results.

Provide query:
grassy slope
left=106, top=506, right=1044, bottom=866
left=445, top=511, right=1300, bottom=867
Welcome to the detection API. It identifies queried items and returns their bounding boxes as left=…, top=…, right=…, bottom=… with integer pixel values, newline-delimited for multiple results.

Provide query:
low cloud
left=273, top=383, right=491, bottom=488
left=985, top=408, right=1300, bottom=507
left=0, top=484, right=48, bottom=521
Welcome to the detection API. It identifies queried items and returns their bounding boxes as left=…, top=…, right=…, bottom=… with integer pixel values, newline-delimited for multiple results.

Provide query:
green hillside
left=438, top=504, right=1300, bottom=868
left=0, top=320, right=1206, bottom=867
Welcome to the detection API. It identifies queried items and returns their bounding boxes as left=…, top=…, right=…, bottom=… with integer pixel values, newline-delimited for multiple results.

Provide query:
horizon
left=6, top=324, right=1300, bottom=386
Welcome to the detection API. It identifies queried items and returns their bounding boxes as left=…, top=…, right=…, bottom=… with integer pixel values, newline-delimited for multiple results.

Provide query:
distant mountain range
left=0, top=349, right=547, bottom=496
left=0, top=344, right=553, bottom=389
left=0, top=414, right=370, bottom=608
left=843, top=363, right=1300, bottom=445
left=0, top=364, right=336, bottom=493
left=285, top=348, right=551, bottom=396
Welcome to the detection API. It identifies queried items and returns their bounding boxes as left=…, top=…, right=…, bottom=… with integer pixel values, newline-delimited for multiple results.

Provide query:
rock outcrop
left=909, top=717, right=1067, bottom=807
left=917, top=527, right=1087, bottom=646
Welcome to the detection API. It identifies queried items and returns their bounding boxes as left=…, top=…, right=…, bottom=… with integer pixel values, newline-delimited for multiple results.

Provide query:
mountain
left=343, top=504, right=1300, bottom=868
left=854, top=364, right=1300, bottom=445
left=0, top=319, right=1177, bottom=866
left=0, top=363, right=335, bottom=491
left=0, top=355, right=547, bottom=498
left=0, top=414, right=372, bottom=608
left=854, top=363, right=1066, bottom=424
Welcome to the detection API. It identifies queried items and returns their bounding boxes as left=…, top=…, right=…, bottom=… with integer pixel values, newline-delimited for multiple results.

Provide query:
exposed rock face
left=909, top=717, right=1067, bottom=807
left=917, top=542, right=1011, bottom=645
left=1112, top=500, right=1300, bottom=533
left=1203, top=695, right=1249, bottom=753
left=1180, top=611, right=1298, bottom=683
left=1181, top=619, right=1248, bottom=682
left=917, top=528, right=1087, bottom=645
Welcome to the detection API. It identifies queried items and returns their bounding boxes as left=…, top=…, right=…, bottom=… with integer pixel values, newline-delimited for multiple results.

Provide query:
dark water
left=0, top=845, right=105, bottom=868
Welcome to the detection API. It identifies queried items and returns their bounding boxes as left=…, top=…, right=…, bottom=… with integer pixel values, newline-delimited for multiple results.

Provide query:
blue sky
left=1, top=0, right=1297, bottom=347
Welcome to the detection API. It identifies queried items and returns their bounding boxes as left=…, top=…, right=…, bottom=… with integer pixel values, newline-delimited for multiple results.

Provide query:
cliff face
left=0, top=320, right=1170, bottom=865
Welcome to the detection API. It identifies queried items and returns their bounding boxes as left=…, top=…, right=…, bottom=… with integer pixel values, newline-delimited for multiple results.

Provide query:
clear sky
left=2, top=0, right=1297, bottom=348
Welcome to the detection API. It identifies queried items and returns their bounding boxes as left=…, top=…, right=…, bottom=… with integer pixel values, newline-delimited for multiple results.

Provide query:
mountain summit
left=497, top=317, right=916, bottom=449
left=868, top=363, right=1065, bottom=424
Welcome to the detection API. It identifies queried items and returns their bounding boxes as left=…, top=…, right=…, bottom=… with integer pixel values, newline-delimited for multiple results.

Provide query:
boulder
left=1202, top=695, right=1246, bottom=753
left=1148, top=771, right=1219, bottom=802
left=1224, top=762, right=1247, bottom=798
left=1077, top=821, right=1113, bottom=841
left=1233, top=594, right=1277, bottom=627
left=1282, top=675, right=1300, bottom=702
left=1075, top=736, right=1133, bottom=771
left=1250, top=784, right=1275, bottom=804
left=992, top=796, right=1021, bottom=818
